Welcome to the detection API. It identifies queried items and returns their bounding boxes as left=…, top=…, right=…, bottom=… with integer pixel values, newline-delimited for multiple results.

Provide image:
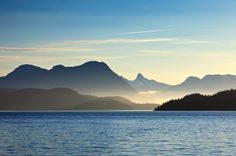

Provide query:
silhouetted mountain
left=0, top=88, right=157, bottom=110
left=0, top=61, right=136, bottom=96
left=125, top=73, right=171, bottom=91
left=155, top=89, right=236, bottom=110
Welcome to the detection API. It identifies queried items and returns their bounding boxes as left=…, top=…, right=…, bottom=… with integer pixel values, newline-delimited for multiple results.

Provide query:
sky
left=0, top=0, right=236, bottom=84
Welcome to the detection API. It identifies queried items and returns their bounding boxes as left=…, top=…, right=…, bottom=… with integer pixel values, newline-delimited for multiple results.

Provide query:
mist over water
left=0, top=111, right=235, bottom=155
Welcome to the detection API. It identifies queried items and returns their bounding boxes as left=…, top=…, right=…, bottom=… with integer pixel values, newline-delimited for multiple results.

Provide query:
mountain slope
left=0, top=61, right=136, bottom=96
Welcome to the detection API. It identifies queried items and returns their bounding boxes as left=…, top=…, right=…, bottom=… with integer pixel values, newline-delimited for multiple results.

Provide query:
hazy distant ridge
left=0, top=88, right=156, bottom=110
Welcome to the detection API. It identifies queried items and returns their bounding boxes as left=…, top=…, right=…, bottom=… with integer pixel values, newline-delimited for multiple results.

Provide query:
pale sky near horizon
left=0, top=0, right=236, bottom=84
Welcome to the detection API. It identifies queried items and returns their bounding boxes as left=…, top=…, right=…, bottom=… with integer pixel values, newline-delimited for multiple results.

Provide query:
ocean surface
left=0, top=111, right=235, bottom=156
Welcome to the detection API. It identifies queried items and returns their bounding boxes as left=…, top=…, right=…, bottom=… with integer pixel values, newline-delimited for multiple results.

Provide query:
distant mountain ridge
left=170, top=74, right=236, bottom=94
left=0, top=61, right=136, bottom=96
left=126, top=73, right=236, bottom=93
left=124, top=73, right=236, bottom=103
left=155, top=89, right=236, bottom=110
left=0, top=88, right=157, bottom=110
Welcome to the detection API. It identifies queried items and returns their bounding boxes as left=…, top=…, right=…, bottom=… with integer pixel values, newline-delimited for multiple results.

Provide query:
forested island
left=155, top=89, right=236, bottom=111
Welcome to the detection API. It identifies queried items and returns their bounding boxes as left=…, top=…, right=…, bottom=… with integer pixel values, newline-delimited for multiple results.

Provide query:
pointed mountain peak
left=135, top=73, right=147, bottom=81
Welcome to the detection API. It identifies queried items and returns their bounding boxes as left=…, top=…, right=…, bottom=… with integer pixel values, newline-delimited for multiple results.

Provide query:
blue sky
left=0, top=0, right=236, bottom=84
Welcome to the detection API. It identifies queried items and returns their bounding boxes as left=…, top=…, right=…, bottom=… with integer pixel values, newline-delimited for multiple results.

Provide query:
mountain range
left=1, top=61, right=236, bottom=104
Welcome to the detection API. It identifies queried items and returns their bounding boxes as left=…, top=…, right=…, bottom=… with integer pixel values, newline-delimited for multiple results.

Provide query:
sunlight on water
left=0, top=111, right=235, bottom=155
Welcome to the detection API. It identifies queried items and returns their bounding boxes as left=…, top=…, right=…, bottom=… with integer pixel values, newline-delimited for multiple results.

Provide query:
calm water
left=0, top=111, right=235, bottom=156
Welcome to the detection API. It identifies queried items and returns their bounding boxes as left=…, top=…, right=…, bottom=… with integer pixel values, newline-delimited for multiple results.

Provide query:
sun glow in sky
left=0, top=0, right=236, bottom=84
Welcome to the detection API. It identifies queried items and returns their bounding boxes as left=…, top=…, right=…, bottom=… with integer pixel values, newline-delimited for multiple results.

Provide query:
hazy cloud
left=0, top=55, right=51, bottom=62
left=0, top=47, right=96, bottom=52
left=56, top=38, right=214, bottom=47
left=173, top=40, right=215, bottom=44
left=60, top=38, right=176, bottom=45
left=0, top=38, right=213, bottom=53
left=139, top=90, right=158, bottom=95
left=120, top=29, right=173, bottom=35
left=139, top=50, right=171, bottom=56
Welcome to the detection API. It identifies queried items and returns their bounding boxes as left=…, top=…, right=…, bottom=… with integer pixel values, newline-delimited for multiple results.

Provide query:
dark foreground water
left=0, top=111, right=236, bottom=156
